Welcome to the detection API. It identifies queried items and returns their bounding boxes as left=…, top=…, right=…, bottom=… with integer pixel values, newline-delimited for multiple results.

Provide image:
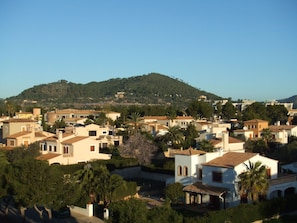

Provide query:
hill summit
left=8, top=73, right=222, bottom=107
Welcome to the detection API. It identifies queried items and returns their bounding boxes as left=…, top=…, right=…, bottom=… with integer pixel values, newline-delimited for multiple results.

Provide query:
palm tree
left=261, top=128, right=273, bottom=146
left=74, top=164, right=98, bottom=203
left=126, top=112, right=143, bottom=135
left=164, top=126, right=184, bottom=149
left=238, top=161, right=269, bottom=202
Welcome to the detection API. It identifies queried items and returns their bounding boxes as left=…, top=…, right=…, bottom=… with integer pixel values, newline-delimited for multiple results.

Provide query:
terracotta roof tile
left=3, top=118, right=35, bottom=123
left=36, top=153, right=61, bottom=160
left=6, top=131, right=31, bottom=138
left=175, top=147, right=206, bottom=156
left=62, top=136, right=88, bottom=144
left=269, top=125, right=297, bottom=132
left=203, top=152, right=257, bottom=168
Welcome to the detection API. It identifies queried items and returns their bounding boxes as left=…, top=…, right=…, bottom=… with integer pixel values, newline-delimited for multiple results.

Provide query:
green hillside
left=7, top=73, right=222, bottom=107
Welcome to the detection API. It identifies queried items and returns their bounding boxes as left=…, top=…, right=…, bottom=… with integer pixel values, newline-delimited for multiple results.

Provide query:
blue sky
left=0, top=0, right=296, bottom=101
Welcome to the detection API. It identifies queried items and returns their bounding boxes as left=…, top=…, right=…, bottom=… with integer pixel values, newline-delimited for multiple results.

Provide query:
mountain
left=7, top=73, right=222, bottom=108
left=278, top=95, right=297, bottom=109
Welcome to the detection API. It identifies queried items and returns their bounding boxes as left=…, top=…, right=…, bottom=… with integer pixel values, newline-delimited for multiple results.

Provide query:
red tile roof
left=61, top=136, right=88, bottom=144
left=6, top=131, right=31, bottom=138
left=203, top=152, right=257, bottom=168
left=175, top=147, right=206, bottom=156
left=36, top=153, right=61, bottom=160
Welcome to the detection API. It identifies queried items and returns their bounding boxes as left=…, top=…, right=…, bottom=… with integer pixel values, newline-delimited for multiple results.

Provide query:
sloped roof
left=61, top=136, right=89, bottom=144
left=6, top=131, right=31, bottom=138
left=244, top=119, right=268, bottom=123
left=210, top=136, right=244, bottom=146
left=3, top=118, right=35, bottom=123
left=183, top=181, right=228, bottom=196
left=175, top=147, right=206, bottom=156
left=35, top=132, right=47, bottom=137
left=36, top=153, right=61, bottom=160
left=203, top=152, right=257, bottom=168
left=269, top=125, right=297, bottom=132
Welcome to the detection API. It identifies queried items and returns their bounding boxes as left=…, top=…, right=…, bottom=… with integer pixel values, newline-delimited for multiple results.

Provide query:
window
left=54, top=146, right=57, bottom=152
left=63, top=146, right=69, bottom=154
left=212, top=171, right=222, bottom=182
left=114, top=141, right=120, bottom=146
left=89, top=131, right=97, bottom=136
left=90, top=145, right=95, bottom=152
left=177, top=165, right=182, bottom=176
left=266, top=168, right=271, bottom=179
left=49, top=145, right=52, bottom=152
left=10, top=141, right=15, bottom=146
left=183, top=166, right=188, bottom=176
left=198, top=168, right=202, bottom=180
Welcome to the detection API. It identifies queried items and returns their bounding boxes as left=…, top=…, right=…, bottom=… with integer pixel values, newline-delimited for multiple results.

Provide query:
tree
left=165, top=182, right=184, bottom=205
left=222, top=101, right=237, bottom=120
left=242, top=102, right=269, bottom=121
left=74, top=163, right=109, bottom=203
left=261, top=128, right=273, bottom=146
left=164, top=126, right=184, bottom=149
left=198, top=139, right=216, bottom=152
left=238, top=161, right=269, bottom=202
left=126, top=112, right=144, bottom=134
left=50, top=118, right=66, bottom=133
left=183, top=123, right=199, bottom=149
left=108, top=198, right=148, bottom=223
left=5, top=159, right=67, bottom=221
left=147, top=206, right=183, bottom=223
left=266, top=105, right=288, bottom=125
left=244, top=138, right=268, bottom=154
left=118, top=132, right=158, bottom=165
left=186, top=100, right=213, bottom=120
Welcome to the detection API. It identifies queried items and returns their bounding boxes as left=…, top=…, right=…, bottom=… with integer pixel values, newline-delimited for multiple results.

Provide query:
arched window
left=183, top=166, right=188, bottom=176
left=177, top=165, right=182, bottom=176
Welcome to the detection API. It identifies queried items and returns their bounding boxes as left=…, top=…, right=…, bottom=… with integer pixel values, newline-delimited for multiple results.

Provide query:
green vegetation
left=6, top=73, right=222, bottom=108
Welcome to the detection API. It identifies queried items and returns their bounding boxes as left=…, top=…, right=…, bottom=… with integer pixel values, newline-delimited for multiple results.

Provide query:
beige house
left=2, top=118, right=40, bottom=139
left=6, top=130, right=54, bottom=148
left=66, top=123, right=123, bottom=148
left=268, top=124, right=297, bottom=144
left=38, top=131, right=111, bottom=165
left=210, top=132, right=245, bottom=153
left=45, top=109, right=121, bottom=126
left=233, top=129, right=254, bottom=140
left=243, top=119, right=269, bottom=138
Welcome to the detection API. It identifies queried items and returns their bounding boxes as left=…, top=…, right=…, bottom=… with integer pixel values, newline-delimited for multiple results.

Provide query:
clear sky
left=1, top=0, right=296, bottom=102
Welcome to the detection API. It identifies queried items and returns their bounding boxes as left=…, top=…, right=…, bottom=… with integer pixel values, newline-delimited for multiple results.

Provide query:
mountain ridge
left=7, top=73, right=222, bottom=107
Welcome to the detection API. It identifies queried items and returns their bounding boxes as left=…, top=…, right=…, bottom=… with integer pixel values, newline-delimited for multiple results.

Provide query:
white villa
left=174, top=147, right=297, bottom=209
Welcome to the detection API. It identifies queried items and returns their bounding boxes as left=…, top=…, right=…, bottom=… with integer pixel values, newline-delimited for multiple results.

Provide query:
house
left=37, top=130, right=111, bottom=165
left=45, top=109, right=121, bottom=126
left=143, top=115, right=195, bottom=129
left=174, top=148, right=297, bottom=209
left=5, top=130, right=54, bottom=148
left=268, top=124, right=297, bottom=144
left=243, top=119, right=269, bottom=138
left=233, top=128, right=254, bottom=140
left=2, top=118, right=41, bottom=139
left=66, top=123, right=123, bottom=148
left=209, top=132, right=245, bottom=153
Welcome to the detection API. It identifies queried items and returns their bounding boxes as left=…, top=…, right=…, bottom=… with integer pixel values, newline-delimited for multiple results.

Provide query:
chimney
left=222, top=131, right=229, bottom=151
